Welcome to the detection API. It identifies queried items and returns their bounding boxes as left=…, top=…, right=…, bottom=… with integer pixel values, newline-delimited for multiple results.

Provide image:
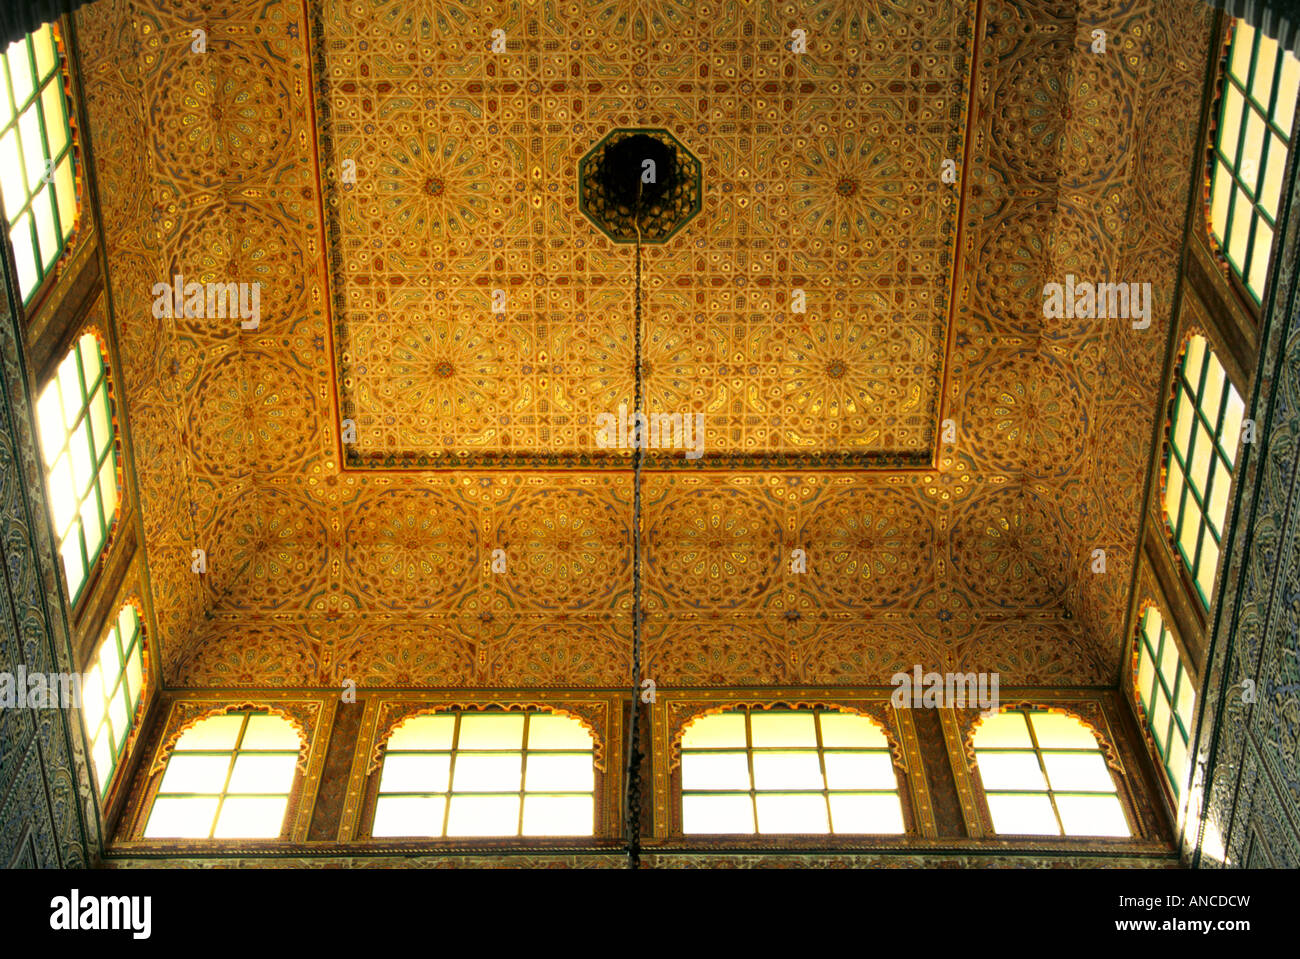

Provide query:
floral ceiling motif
left=74, top=0, right=1212, bottom=689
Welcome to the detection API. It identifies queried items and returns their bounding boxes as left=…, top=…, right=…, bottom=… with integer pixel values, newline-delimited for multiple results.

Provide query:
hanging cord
left=626, top=177, right=646, bottom=869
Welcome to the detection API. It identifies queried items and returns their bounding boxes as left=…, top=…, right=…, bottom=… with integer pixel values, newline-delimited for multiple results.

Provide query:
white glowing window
left=0, top=22, right=79, bottom=303
left=679, top=708, right=905, bottom=835
left=974, top=709, right=1130, bottom=838
left=1164, top=335, right=1243, bottom=609
left=82, top=604, right=144, bottom=798
left=372, top=711, right=596, bottom=838
left=1134, top=609, right=1196, bottom=800
left=35, top=332, right=118, bottom=605
left=1209, top=20, right=1299, bottom=304
left=144, top=711, right=301, bottom=839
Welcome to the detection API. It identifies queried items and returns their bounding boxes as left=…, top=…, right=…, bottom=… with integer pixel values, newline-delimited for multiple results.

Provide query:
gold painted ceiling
left=74, top=0, right=1214, bottom=689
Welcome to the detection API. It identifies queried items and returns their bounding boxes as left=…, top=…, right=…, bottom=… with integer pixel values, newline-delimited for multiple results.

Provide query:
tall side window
left=679, top=708, right=905, bottom=835
left=0, top=22, right=79, bottom=303
left=1209, top=19, right=1300, bottom=304
left=144, top=711, right=302, bottom=839
left=82, top=604, right=145, bottom=798
left=35, top=332, right=119, bottom=605
left=973, top=708, right=1130, bottom=838
left=1163, top=335, right=1244, bottom=609
left=1133, top=608, right=1196, bottom=801
left=372, top=710, right=596, bottom=838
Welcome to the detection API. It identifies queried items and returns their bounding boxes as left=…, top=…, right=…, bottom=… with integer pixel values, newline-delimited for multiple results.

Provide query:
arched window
left=34, top=332, right=118, bottom=605
left=1163, top=335, right=1244, bottom=609
left=82, top=604, right=144, bottom=798
left=679, top=708, right=905, bottom=835
left=1134, top=608, right=1195, bottom=800
left=372, top=710, right=595, bottom=838
left=144, top=711, right=301, bottom=839
left=1209, top=20, right=1299, bottom=304
left=973, top=708, right=1129, bottom=837
left=0, top=22, right=80, bottom=303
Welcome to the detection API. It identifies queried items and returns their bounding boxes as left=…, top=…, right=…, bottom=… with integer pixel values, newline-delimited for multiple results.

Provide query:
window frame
left=0, top=19, right=83, bottom=309
left=34, top=328, right=121, bottom=610
left=1132, top=608, right=1196, bottom=803
left=970, top=707, right=1134, bottom=840
left=1162, top=333, right=1244, bottom=611
left=367, top=708, right=599, bottom=840
left=1207, top=18, right=1299, bottom=309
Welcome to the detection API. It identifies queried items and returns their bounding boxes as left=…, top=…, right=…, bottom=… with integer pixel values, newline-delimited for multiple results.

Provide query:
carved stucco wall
left=70, top=0, right=1212, bottom=691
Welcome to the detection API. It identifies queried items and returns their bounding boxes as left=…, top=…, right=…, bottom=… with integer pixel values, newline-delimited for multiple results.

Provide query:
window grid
left=373, top=710, right=596, bottom=838
left=0, top=22, right=79, bottom=303
left=83, top=604, right=144, bottom=799
left=1209, top=20, right=1299, bottom=304
left=974, top=709, right=1130, bottom=838
left=36, top=333, right=118, bottom=606
left=1164, top=337, right=1242, bottom=610
left=1135, top=609, right=1195, bottom=800
left=679, top=708, right=904, bottom=835
left=146, top=711, right=299, bottom=840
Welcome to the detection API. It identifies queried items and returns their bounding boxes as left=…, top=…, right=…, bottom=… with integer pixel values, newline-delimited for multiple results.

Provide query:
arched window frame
left=1131, top=606, right=1196, bottom=803
left=365, top=705, right=600, bottom=840
left=33, top=328, right=121, bottom=607
left=671, top=704, right=911, bottom=838
left=81, top=601, right=147, bottom=801
left=969, top=706, right=1133, bottom=839
left=1207, top=17, right=1300, bottom=307
left=0, top=19, right=83, bottom=307
left=1161, top=332, right=1245, bottom=611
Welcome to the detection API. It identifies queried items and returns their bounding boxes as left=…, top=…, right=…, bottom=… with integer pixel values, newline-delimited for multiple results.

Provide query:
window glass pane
left=522, top=795, right=593, bottom=836
left=372, top=796, right=444, bottom=838
left=0, top=127, right=23, bottom=216
left=173, top=714, right=244, bottom=751
left=11, top=217, right=38, bottom=297
left=386, top=714, right=454, bottom=750
left=823, top=751, right=896, bottom=790
left=1249, top=218, right=1273, bottom=295
left=751, top=751, right=825, bottom=791
left=455, top=713, right=523, bottom=750
left=159, top=754, right=231, bottom=794
left=6, top=41, right=33, bottom=109
left=527, top=713, right=593, bottom=750
left=975, top=751, right=1046, bottom=791
left=445, top=795, right=519, bottom=837
left=378, top=753, right=450, bottom=794
left=450, top=754, right=522, bottom=792
left=31, top=181, right=56, bottom=268
left=681, top=751, right=750, bottom=791
left=1253, top=34, right=1279, bottom=106
left=144, top=797, right=219, bottom=839
left=523, top=753, right=594, bottom=792
left=681, top=712, right=745, bottom=748
left=1137, top=644, right=1156, bottom=711
left=1166, top=735, right=1189, bottom=792
left=987, top=794, right=1058, bottom=835
left=226, top=754, right=296, bottom=794
left=1042, top=752, right=1114, bottom=792
left=971, top=711, right=1031, bottom=748
left=32, top=27, right=54, bottom=80
left=1029, top=711, right=1101, bottom=748
left=755, top=794, right=829, bottom=834
left=818, top=711, right=886, bottom=747
left=240, top=714, right=301, bottom=750
left=1262, top=132, right=1287, bottom=219
left=1278, top=54, right=1300, bottom=135
left=1197, top=537, right=1221, bottom=598
left=683, top=794, right=754, bottom=834
left=828, top=794, right=905, bottom=834
left=749, top=711, right=816, bottom=747
left=1055, top=795, right=1130, bottom=837
left=214, top=797, right=287, bottom=839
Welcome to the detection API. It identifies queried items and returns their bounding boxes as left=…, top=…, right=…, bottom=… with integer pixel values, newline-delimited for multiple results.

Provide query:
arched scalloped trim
left=962, top=702, right=1123, bottom=775
left=368, top=702, right=606, bottom=775
left=668, top=701, right=905, bottom=773
left=150, top=703, right=310, bottom=779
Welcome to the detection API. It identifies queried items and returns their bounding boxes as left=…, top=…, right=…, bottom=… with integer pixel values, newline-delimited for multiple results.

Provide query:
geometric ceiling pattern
left=73, top=0, right=1213, bottom=689
left=317, top=0, right=971, bottom=468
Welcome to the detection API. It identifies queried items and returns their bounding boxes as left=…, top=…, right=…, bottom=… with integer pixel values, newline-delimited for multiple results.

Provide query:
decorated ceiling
left=73, top=0, right=1213, bottom=689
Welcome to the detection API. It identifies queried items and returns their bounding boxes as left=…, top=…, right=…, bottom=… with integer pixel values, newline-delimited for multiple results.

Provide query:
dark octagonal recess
left=579, top=128, right=701, bottom=243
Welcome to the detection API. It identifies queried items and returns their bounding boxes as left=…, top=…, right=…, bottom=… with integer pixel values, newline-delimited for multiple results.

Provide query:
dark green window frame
left=84, top=604, right=145, bottom=799
left=679, top=707, right=905, bottom=835
left=145, top=710, right=301, bottom=840
left=1209, top=19, right=1300, bottom=305
left=1163, top=335, right=1244, bottom=610
left=0, top=21, right=79, bottom=304
left=36, top=332, right=119, bottom=606
left=973, top=708, right=1130, bottom=838
left=373, top=710, right=596, bottom=838
left=1134, top=609, right=1195, bottom=801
